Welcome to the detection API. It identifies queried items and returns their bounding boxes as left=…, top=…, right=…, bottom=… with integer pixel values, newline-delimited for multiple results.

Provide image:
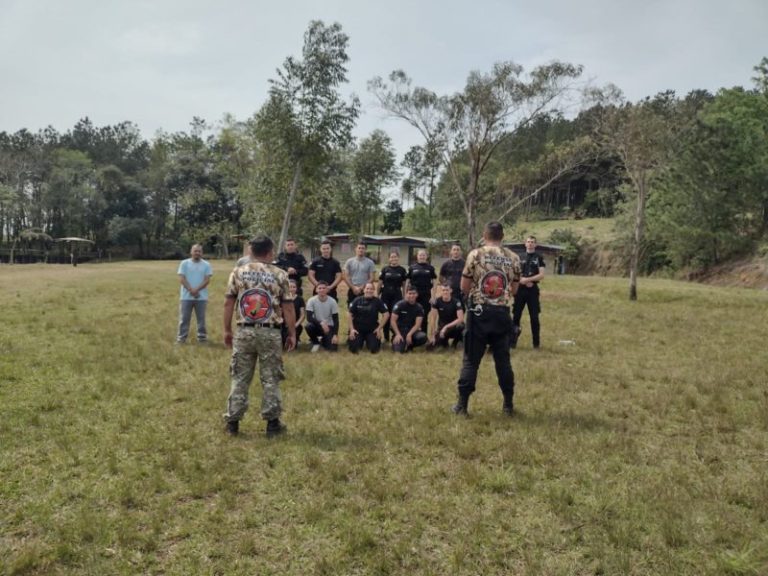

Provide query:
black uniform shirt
left=275, top=252, right=308, bottom=288
left=309, top=256, right=342, bottom=286
left=349, top=296, right=388, bottom=333
left=521, top=252, right=546, bottom=282
left=379, top=265, right=408, bottom=296
left=408, top=262, right=436, bottom=292
left=293, top=295, right=305, bottom=320
left=392, top=300, right=425, bottom=333
left=439, top=258, right=465, bottom=293
left=433, top=297, right=464, bottom=327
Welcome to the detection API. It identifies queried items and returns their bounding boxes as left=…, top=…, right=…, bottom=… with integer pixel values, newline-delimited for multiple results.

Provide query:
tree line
left=1, top=20, right=765, bottom=294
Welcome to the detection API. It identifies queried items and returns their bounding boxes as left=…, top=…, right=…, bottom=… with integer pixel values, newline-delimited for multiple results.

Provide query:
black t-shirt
left=309, top=256, right=342, bottom=287
left=521, top=252, right=546, bottom=281
left=275, top=252, right=308, bottom=287
left=349, top=295, right=388, bottom=333
left=379, top=265, right=408, bottom=296
left=408, top=262, right=436, bottom=292
left=392, top=299, right=425, bottom=333
left=293, top=295, right=305, bottom=320
left=433, top=297, right=464, bottom=327
left=439, top=258, right=465, bottom=292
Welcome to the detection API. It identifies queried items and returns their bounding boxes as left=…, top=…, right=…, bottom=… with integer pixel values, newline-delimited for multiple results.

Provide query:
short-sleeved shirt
left=521, top=251, right=546, bottom=281
left=408, top=262, right=437, bottom=292
left=226, top=261, right=292, bottom=326
left=462, top=245, right=521, bottom=308
left=275, top=251, right=308, bottom=288
left=292, top=295, right=305, bottom=320
left=433, top=297, right=464, bottom=327
left=349, top=296, right=388, bottom=333
left=439, top=258, right=465, bottom=293
left=178, top=258, right=213, bottom=300
left=391, top=299, right=425, bottom=333
left=344, top=256, right=376, bottom=287
left=305, top=295, right=339, bottom=326
left=379, top=265, right=408, bottom=296
left=309, top=256, right=343, bottom=286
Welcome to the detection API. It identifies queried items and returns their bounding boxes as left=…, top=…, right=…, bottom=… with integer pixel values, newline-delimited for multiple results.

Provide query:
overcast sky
left=1, top=0, right=766, bottom=157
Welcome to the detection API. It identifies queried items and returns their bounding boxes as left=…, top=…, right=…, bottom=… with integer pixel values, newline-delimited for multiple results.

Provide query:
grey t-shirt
left=305, top=295, right=339, bottom=325
left=344, top=256, right=376, bottom=287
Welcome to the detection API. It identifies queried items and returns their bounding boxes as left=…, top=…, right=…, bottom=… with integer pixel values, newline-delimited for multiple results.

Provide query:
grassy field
left=512, top=218, right=618, bottom=244
left=1, top=261, right=767, bottom=576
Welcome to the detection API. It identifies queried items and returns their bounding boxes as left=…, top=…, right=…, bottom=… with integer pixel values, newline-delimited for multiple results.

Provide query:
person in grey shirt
left=304, top=282, right=340, bottom=352
left=343, top=242, right=376, bottom=309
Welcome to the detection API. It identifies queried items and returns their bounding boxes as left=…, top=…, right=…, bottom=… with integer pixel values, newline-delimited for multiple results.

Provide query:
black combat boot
left=225, top=420, right=239, bottom=436
left=266, top=418, right=287, bottom=438
left=502, top=395, right=514, bottom=417
left=452, top=393, right=469, bottom=416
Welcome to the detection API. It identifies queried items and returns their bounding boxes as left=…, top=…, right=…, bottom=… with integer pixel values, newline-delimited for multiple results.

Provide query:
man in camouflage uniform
left=453, top=221, right=521, bottom=417
left=223, top=235, right=296, bottom=437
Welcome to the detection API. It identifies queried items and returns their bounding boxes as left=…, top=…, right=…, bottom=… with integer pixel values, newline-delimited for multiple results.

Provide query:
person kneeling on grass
left=390, top=286, right=428, bottom=353
left=428, top=284, right=465, bottom=349
left=304, top=282, right=339, bottom=352
left=348, top=282, right=390, bottom=354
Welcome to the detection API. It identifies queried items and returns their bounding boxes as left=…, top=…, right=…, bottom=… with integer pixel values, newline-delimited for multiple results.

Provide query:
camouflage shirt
left=462, top=245, right=521, bottom=307
left=226, top=261, right=294, bottom=326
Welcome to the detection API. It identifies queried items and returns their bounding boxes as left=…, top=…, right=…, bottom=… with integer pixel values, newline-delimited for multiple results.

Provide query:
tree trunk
left=628, top=177, right=647, bottom=301
left=278, top=159, right=303, bottom=251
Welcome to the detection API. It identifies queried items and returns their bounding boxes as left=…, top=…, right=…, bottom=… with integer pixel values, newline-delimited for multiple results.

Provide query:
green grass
left=1, top=261, right=767, bottom=575
left=512, top=218, right=618, bottom=244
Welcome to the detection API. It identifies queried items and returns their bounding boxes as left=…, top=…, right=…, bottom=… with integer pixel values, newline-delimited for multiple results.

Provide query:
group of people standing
left=175, top=225, right=546, bottom=437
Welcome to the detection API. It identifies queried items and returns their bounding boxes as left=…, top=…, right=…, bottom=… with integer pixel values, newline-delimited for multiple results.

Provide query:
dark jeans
left=380, top=291, right=402, bottom=341
left=305, top=322, right=338, bottom=351
left=416, top=290, right=432, bottom=317
left=392, top=330, right=428, bottom=353
left=458, top=306, right=515, bottom=399
left=435, top=323, right=464, bottom=347
left=511, top=285, right=541, bottom=348
left=348, top=329, right=382, bottom=353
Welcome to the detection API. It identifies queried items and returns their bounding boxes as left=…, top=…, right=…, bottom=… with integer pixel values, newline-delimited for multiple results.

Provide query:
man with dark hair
left=304, top=282, right=340, bottom=352
left=274, top=238, right=308, bottom=292
left=406, top=249, right=437, bottom=318
left=453, top=221, right=521, bottom=416
left=348, top=282, right=390, bottom=354
left=176, top=243, right=213, bottom=344
left=343, top=242, right=376, bottom=309
left=223, top=235, right=296, bottom=437
left=308, top=240, right=343, bottom=301
left=511, top=235, right=546, bottom=349
left=390, top=287, right=428, bottom=353
left=439, top=244, right=465, bottom=298
left=429, top=284, right=465, bottom=349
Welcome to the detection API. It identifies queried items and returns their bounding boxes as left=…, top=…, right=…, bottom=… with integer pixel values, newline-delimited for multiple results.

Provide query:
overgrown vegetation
left=2, top=262, right=767, bottom=575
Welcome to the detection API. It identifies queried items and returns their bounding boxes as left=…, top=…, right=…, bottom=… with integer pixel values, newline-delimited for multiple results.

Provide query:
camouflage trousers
left=224, top=327, right=285, bottom=422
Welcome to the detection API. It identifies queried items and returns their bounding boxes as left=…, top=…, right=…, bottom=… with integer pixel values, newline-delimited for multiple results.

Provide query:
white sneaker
left=311, top=344, right=320, bottom=353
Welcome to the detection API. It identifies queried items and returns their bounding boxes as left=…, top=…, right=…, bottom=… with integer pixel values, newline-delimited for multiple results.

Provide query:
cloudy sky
left=1, top=0, right=765, bottom=156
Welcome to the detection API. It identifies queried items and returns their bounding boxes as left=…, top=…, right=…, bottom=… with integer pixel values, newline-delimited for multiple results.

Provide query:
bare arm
left=281, top=301, right=296, bottom=351
left=460, top=276, right=473, bottom=298
left=223, top=296, right=236, bottom=347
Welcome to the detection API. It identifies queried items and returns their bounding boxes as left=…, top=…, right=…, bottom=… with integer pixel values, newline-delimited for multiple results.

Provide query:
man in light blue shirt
left=343, top=243, right=376, bottom=309
left=177, top=244, right=213, bottom=343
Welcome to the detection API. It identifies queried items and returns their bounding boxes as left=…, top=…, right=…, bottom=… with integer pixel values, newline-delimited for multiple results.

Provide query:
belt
left=467, top=303, right=509, bottom=316
left=238, top=323, right=281, bottom=330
